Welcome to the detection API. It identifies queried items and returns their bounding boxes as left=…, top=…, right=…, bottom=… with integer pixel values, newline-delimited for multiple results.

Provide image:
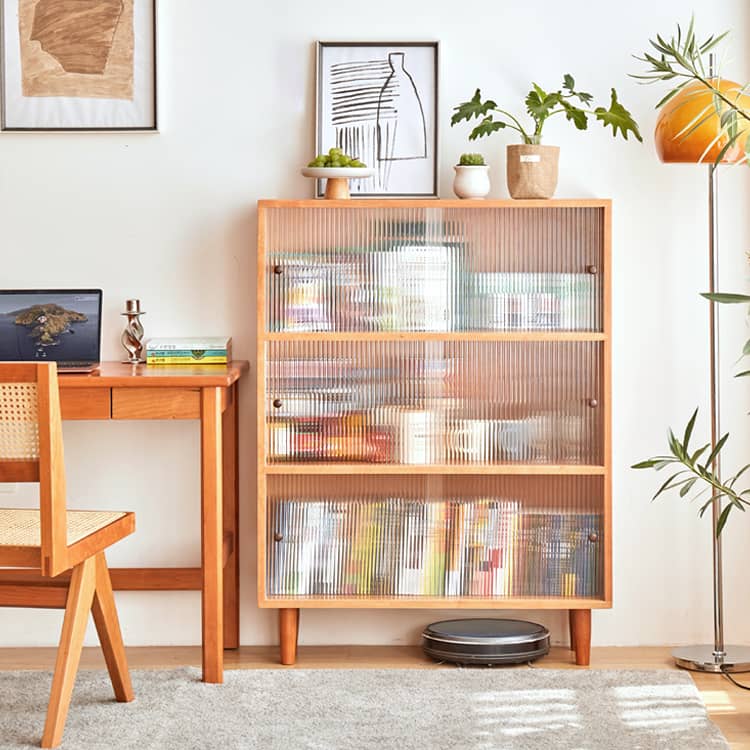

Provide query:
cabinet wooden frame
left=256, top=199, right=612, bottom=667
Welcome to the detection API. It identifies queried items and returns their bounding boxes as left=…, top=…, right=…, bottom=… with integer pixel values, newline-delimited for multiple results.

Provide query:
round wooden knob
left=274, top=533, right=283, bottom=542
left=272, top=398, right=283, bottom=409
left=588, top=533, right=599, bottom=543
left=588, top=398, right=599, bottom=408
left=586, top=264, right=598, bottom=274
left=273, top=265, right=283, bottom=275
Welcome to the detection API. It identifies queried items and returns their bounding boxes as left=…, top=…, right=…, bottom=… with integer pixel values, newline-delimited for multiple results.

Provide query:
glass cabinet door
left=265, top=340, right=602, bottom=465
left=265, top=474, right=604, bottom=600
left=264, top=206, right=604, bottom=333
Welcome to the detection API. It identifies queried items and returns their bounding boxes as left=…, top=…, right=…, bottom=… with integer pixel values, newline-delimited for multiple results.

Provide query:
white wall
left=1, top=0, right=749, bottom=649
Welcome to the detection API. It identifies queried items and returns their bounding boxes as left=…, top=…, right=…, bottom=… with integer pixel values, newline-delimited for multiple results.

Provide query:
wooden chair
left=0, top=363, right=135, bottom=748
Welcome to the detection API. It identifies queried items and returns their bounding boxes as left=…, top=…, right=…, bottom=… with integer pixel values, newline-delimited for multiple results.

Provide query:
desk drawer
left=60, top=388, right=111, bottom=420
left=112, top=388, right=200, bottom=420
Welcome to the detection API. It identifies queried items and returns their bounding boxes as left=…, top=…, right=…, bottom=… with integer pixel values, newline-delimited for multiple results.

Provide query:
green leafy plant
left=458, top=153, right=486, bottom=166
left=632, top=21, right=750, bottom=533
left=451, top=76, right=642, bottom=145
left=633, top=409, right=750, bottom=535
left=632, top=17, right=750, bottom=165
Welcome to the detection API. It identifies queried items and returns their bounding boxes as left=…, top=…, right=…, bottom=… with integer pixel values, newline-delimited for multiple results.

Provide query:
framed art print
left=316, top=41, right=438, bottom=197
left=1, top=0, right=157, bottom=131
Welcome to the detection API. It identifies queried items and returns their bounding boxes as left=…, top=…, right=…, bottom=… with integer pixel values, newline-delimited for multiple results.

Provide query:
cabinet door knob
left=274, top=533, right=283, bottom=542
left=588, top=533, right=599, bottom=543
left=586, top=264, right=598, bottom=274
left=588, top=398, right=599, bottom=408
left=273, top=264, right=283, bottom=275
left=272, top=398, right=283, bottom=409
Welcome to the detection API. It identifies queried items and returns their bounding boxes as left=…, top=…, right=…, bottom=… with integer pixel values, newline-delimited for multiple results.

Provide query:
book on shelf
left=145, top=337, right=232, bottom=365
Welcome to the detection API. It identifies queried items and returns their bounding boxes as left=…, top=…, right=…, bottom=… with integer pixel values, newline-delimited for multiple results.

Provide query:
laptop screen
left=0, top=290, right=102, bottom=364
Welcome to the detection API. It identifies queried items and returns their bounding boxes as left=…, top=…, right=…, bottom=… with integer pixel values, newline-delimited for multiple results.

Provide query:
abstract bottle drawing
left=376, top=53, right=427, bottom=162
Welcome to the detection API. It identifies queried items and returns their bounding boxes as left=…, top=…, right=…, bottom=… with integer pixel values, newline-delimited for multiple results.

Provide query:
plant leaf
left=561, top=101, right=588, bottom=130
left=683, top=407, right=698, bottom=452
left=451, top=89, right=498, bottom=126
left=680, top=477, right=698, bottom=497
left=716, top=503, right=733, bottom=536
left=594, top=89, right=643, bottom=141
left=653, top=471, right=687, bottom=499
left=704, top=432, right=730, bottom=469
left=700, top=292, right=750, bottom=304
left=469, top=116, right=506, bottom=140
left=525, top=87, right=562, bottom=122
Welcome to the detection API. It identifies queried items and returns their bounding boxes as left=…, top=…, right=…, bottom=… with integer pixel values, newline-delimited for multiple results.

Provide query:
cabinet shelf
left=264, top=331, right=607, bottom=343
left=262, top=463, right=607, bottom=476
left=259, top=596, right=612, bottom=609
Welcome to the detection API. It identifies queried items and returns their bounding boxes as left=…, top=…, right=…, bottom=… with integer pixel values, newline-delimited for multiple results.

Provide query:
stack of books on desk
left=146, top=337, right=232, bottom=365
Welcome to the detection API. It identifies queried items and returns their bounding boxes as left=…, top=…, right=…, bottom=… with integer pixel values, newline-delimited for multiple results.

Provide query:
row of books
left=145, top=337, right=232, bottom=365
left=267, top=497, right=602, bottom=599
left=267, top=247, right=599, bottom=332
left=267, top=411, right=593, bottom=464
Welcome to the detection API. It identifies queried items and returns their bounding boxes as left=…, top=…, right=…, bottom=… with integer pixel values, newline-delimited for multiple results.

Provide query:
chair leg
left=91, top=552, right=134, bottom=703
left=42, top=557, right=97, bottom=749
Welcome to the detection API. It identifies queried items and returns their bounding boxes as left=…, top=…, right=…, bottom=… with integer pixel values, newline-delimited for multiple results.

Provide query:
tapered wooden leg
left=279, top=608, right=299, bottom=665
left=569, top=609, right=591, bottom=666
left=42, top=558, right=97, bottom=749
left=222, top=383, right=240, bottom=649
left=201, top=387, right=224, bottom=683
left=568, top=610, right=575, bottom=651
left=91, top=552, right=134, bottom=703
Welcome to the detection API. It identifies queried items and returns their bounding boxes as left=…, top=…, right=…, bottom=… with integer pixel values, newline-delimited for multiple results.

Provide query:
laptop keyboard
left=58, top=361, right=95, bottom=368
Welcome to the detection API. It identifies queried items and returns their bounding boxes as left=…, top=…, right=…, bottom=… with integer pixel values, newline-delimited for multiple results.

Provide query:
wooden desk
left=58, top=361, right=249, bottom=684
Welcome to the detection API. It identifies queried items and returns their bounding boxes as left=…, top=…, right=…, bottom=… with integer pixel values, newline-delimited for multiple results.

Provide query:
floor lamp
left=654, top=62, right=750, bottom=673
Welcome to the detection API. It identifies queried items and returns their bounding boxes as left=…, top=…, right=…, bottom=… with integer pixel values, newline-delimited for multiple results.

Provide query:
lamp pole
left=672, top=56, right=750, bottom=673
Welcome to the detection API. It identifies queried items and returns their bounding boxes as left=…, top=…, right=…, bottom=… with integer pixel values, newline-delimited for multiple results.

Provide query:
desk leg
left=201, top=387, right=223, bottom=683
left=223, top=383, right=240, bottom=649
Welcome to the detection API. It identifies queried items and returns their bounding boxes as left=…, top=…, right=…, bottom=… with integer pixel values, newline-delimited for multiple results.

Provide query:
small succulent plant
left=458, top=153, right=487, bottom=166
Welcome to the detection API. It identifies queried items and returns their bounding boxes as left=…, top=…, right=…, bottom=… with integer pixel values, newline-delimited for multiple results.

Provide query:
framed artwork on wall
left=0, top=0, right=157, bottom=131
left=316, top=41, right=439, bottom=198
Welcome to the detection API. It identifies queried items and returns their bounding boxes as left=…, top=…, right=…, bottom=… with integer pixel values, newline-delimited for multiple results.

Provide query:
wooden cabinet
left=256, top=199, right=611, bottom=665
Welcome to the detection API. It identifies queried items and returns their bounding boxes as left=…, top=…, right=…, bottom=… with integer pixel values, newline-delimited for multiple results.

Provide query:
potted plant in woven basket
left=451, top=76, right=642, bottom=198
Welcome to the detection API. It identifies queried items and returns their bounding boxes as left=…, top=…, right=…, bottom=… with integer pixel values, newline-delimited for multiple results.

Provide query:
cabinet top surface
left=258, top=198, right=611, bottom=209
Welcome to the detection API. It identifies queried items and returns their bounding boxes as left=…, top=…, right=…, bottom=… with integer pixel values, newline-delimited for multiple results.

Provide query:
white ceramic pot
left=452, top=165, right=491, bottom=199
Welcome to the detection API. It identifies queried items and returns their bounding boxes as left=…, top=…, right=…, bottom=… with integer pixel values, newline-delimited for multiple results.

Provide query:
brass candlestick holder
left=121, top=299, right=146, bottom=364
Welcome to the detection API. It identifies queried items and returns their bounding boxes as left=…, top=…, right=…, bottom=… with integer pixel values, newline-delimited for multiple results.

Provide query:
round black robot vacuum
left=422, top=618, right=550, bottom=666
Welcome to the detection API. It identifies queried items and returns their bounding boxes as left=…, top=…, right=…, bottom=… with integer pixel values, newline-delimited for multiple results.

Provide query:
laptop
left=0, top=290, right=102, bottom=372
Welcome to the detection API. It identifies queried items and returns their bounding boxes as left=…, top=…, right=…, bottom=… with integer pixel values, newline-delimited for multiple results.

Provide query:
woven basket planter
left=506, top=144, right=560, bottom=199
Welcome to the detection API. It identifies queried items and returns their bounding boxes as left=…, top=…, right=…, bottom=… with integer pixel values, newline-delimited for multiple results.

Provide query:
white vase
left=453, top=165, right=491, bottom=199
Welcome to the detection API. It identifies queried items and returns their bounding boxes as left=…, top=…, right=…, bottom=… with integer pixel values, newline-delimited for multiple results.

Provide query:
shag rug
left=0, top=667, right=728, bottom=749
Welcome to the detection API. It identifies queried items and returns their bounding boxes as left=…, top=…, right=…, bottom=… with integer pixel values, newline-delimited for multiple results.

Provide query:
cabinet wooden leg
left=279, top=608, right=299, bottom=665
left=569, top=609, right=591, bottom=666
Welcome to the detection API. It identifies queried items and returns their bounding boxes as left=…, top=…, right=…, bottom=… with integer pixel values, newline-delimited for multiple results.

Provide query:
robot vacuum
left=422, top=618, right=550, bottom=666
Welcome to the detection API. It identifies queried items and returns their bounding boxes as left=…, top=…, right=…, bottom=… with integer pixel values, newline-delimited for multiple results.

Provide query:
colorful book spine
left=147, top=351, right=229, bottom=364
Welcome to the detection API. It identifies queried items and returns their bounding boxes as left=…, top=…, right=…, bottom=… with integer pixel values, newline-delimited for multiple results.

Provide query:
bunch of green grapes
left=308, top=147, right=366, bottom=168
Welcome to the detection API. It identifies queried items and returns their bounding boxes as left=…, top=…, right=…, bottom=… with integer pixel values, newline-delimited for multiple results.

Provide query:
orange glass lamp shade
left=655, top=79, right=750, bottom=163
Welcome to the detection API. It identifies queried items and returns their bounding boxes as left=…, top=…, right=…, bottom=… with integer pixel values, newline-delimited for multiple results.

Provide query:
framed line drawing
left=1, top=0, right=157, bottom=131
left=316, top=41, right=439, bottom=197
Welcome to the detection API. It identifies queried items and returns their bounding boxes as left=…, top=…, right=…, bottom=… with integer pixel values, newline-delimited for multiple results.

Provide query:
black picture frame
left=315, top=41, right=439, bottom=198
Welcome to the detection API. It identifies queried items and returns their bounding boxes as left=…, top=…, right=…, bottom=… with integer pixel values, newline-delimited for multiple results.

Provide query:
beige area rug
left=0, top=667, right=729, bottom=749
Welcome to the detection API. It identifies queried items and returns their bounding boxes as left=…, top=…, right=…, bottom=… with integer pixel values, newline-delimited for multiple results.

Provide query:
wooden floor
left=2, top=645, right=748, bottom=748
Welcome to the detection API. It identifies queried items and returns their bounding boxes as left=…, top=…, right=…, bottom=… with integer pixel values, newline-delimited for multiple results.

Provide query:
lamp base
left=673, top=644, right=750, bottom=673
